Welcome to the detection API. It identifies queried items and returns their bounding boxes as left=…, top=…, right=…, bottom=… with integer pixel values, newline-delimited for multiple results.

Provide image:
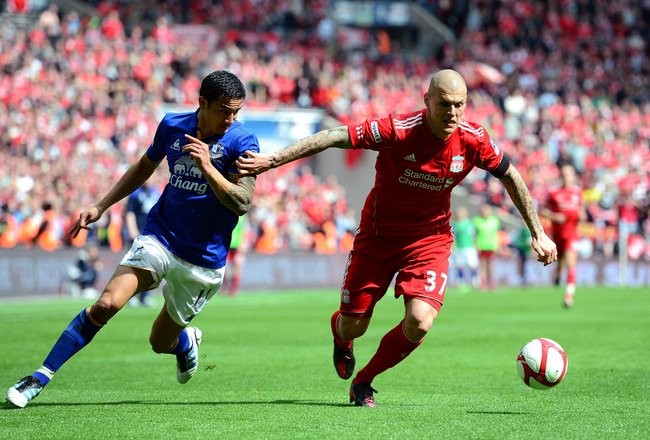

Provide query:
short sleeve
left=228, top=132, right=260, bottom=175
left=473, top=131, right=504, bottom=172
left=146, top=116, right=169, bottom=162
left=347, top=114, right=395, bottom=151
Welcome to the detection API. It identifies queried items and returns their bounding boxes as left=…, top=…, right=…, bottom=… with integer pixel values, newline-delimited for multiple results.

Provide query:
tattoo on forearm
left=500, top=167, right=545, bottom=236
left=275, top=126, right=352, bottom=166
left=223, top=176, right=256, bottom=215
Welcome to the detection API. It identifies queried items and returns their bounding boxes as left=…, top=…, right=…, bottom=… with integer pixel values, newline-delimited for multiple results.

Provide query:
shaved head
left=424, top=69, right=468, bottom=140
left=428, top=69, right=467, bottom=96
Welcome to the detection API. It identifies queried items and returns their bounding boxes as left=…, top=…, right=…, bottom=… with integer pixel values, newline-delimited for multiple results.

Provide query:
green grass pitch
left=1, top=286, right=648, bottom=439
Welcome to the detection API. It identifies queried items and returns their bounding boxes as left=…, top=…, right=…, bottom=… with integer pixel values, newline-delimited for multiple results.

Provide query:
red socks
left=229, top=273, right=241, bottom=296
left=354, top=320, right=422, bottom=384
left=567, top=268, right=576, bottom=285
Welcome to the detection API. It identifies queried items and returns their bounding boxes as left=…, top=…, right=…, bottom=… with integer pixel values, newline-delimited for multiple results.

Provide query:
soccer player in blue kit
left=6, top=70, right=260, bottom=408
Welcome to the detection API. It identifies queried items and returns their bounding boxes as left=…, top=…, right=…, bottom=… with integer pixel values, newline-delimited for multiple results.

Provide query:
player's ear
left=198, top=96, right=207, bottom=110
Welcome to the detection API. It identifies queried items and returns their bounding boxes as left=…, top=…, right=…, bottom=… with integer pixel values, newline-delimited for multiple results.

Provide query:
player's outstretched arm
left=236, top=126, right=353, bottom=175
left=69, top=153, right=161, bottom=238
left=499, top=165, right=558, bottom=266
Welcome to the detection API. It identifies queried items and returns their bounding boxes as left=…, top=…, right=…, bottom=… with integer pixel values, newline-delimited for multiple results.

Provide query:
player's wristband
left=490, top=154, right=511, bottom=178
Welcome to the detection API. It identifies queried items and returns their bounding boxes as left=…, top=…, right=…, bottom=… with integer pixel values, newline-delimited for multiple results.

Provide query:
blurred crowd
left=0, top=0, right=648, bottom=259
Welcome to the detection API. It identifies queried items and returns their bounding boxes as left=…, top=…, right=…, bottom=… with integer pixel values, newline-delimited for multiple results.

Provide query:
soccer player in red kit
left=540, top=163, right=585, bottom=308
left=237, top=69, right=557, bottom=406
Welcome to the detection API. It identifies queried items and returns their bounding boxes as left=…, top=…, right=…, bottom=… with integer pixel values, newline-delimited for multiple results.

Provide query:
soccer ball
left=516, top=338, right=567, bottom=390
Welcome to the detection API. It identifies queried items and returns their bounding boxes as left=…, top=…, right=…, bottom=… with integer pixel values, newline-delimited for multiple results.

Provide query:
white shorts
left=120, top=235, right=225, bottom=326
left=453, top=246, right=479, bottom=270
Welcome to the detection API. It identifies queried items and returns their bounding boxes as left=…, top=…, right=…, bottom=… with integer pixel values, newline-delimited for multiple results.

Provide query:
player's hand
left=183, top=134, right=212, bottom=173
left=236, top=151, right=274, bottom=175
left=68, top=206, right=101, bottom=238
left=531, top=232, right=558, bottom=266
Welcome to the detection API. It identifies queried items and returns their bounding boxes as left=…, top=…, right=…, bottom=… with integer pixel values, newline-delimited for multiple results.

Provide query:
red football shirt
left=348, top=109, right=504, bottom=237
left=545, top=186, right=582, bottom=240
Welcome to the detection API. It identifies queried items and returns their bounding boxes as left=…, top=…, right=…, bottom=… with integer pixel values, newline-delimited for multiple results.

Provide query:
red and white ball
left=516, top=338, right=568, bottom=390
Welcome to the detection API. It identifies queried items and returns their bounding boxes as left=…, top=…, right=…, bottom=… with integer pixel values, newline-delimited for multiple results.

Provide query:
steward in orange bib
left=34, top=203, right=61, bottom=252
left=0, top=204, right=19, bottom=248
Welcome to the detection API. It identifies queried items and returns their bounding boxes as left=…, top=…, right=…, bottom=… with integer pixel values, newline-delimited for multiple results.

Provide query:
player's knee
left=91, top=296, right=122, bottom=321
left=403, top=317, right=432, bottom=341
left=404, top=307, right=437, bottom=339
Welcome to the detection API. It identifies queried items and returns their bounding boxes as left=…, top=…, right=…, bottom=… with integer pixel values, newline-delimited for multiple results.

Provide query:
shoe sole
left=6, top=388, right=27, bottom=408
left=177, top=327, right=202, bottom=384
left=6, top=386, right=36, bottom=408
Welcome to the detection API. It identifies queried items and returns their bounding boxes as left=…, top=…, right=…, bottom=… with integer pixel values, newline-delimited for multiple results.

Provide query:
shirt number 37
left=425, top=270, right=448, bottom=295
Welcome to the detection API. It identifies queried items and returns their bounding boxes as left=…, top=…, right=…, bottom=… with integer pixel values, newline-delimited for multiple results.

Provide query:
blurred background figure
left=0, top=204, right=19, bottom=249
left=31, top=203, right=63, bottom=252
left=66, top=243, right=102, bottom=299
left=511, top=226, right=533, bottom=286
left=222, top=215, right=249, bottom=297
left=451, top=207, right=478, bottom=292
left=474, top=204, right=501, bottom=292
left=124, top=181, right=161, bottom=307
left=540, top=164, right=585, bottom=308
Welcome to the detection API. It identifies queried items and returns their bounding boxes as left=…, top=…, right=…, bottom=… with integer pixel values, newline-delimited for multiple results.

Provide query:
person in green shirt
left=451, top=207, right=478, bottom=291
left=512, top=226, right=532, bottom=286
left=473, top=204, right=500, bottom=291
left=222, top=215, right=248, bottom=297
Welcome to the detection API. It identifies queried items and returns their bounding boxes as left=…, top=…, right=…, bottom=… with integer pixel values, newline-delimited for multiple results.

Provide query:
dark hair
left=200, top=70, right=246, bottom=105
left=557, top=159, right=574, bottom=170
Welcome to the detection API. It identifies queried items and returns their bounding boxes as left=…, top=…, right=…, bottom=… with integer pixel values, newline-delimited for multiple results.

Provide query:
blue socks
left=171, top=328, right=191, bottom=355
left=35, top=307, right=104, bottom=385
left=30, top=308, right=190, bottom=387
left=33, top=367, right=53, bottom=386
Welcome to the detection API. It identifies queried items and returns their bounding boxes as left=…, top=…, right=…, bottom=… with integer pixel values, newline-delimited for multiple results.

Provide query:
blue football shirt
left=143, top=110, right=260, bottom=268
left=127, top=185, right=161, bottom=232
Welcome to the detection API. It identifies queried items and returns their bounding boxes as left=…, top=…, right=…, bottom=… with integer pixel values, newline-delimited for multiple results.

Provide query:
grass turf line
left=0, top=286, right=648, bottom=439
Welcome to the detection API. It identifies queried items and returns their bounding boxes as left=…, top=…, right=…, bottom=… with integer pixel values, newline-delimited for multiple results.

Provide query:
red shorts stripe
left=339, top=230, right=454, bottom=318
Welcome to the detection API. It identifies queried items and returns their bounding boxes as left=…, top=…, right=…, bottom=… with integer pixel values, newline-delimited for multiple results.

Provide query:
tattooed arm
left=236, top=126, right=352, bottom=175
left=184, top=134, right=256, bottom=216
left=217, top=174, right=256, bottom=216
left=499, top=165, right=558, bottom=266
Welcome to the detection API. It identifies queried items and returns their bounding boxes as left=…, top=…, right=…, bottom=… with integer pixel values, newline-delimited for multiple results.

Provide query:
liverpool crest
left=450, top=155, right=464, bottom=173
